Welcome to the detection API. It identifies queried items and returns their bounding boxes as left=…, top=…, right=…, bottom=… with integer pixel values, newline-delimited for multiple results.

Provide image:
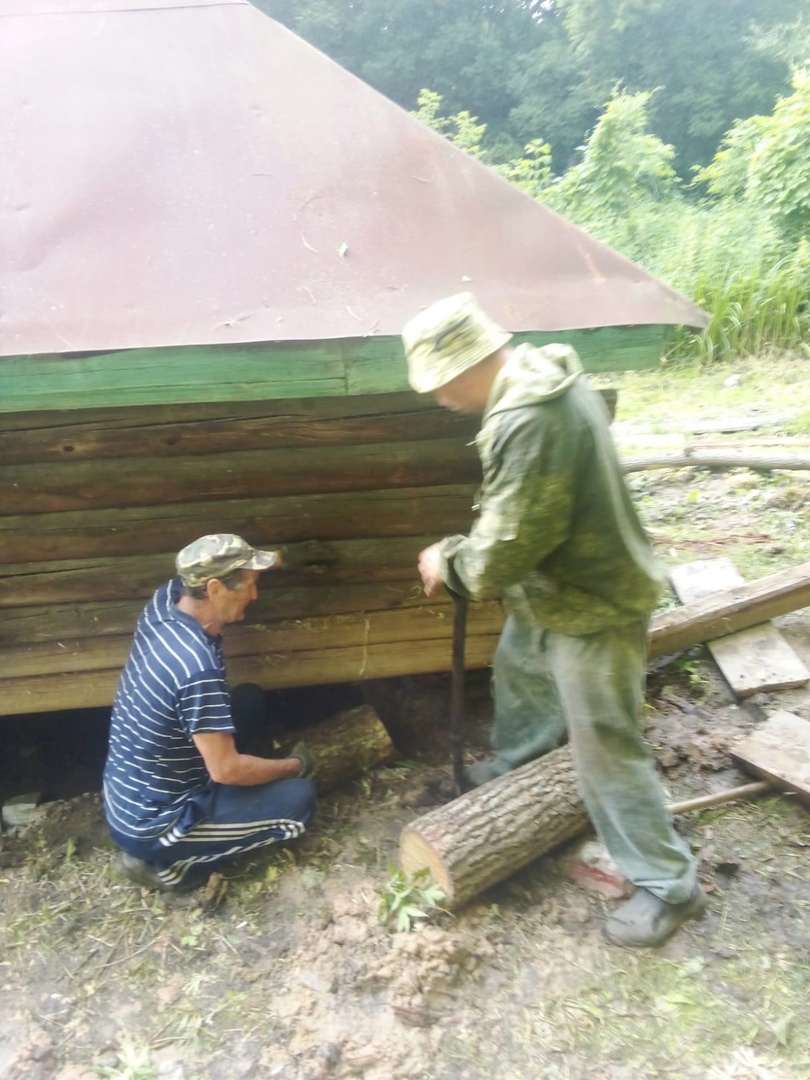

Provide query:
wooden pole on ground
left=621, top=451, right=810, bottom=474
left=648, top=562, right=810, bottom=659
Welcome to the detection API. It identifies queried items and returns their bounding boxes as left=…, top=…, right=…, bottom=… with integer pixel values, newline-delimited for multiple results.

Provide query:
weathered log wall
left=0, top=393, right=503, bottom=715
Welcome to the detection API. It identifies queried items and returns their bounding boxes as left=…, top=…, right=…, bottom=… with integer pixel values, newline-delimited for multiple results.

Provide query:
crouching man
left=103, top=534, right=317, bottom=892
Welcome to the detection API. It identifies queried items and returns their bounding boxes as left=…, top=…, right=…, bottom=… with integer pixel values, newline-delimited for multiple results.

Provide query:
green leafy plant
left=412, top=89, right=487, bottom=159
left=674, top=656, right=709, bottom=693
left=378, top=865, right=446, bottom=933
left=97, top=1037, right=157, bottom=1080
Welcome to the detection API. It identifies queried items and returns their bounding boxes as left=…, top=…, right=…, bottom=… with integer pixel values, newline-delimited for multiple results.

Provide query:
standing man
left=104, top=534, right=318, bottom=892
left=402, top=293, right=705, bottom=948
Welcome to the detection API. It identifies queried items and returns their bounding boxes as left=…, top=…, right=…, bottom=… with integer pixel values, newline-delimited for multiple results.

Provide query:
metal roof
left=0, top=0, right=708, bottom=356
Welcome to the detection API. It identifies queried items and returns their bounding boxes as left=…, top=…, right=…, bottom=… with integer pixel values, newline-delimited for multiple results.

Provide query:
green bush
left=533, top=87, right=810, bottom=363
left=413, top=83, right=810, bottom=364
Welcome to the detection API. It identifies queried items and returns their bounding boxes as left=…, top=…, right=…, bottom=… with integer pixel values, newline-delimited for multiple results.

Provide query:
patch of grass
left=379, top=865, right=446, bottom=932
left=606, top=356, right=810, bottom=590
left=608, top=354, right=810, bottom=433
left=536, top=950, right=810, bottom=1079
left=672, top=655, right=711, bottom=694
left=95, top=1037, right=157, bottom=1079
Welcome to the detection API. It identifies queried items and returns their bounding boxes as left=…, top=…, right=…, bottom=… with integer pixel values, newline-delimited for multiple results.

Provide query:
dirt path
left=1, top=355, right=809, bottom=1080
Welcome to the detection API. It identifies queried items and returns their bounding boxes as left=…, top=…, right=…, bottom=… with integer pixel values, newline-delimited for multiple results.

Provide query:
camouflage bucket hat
left=176, top=534, right=278, bottom=587
left=402, top=292, right=512, bottom=394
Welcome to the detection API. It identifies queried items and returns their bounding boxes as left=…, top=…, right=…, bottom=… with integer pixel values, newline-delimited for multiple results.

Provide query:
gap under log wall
left=0, top=392, right=504, bottom=716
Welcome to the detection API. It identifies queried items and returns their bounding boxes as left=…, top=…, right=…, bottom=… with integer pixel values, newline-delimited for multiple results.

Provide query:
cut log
left=648, top=562, right=810, bottom=659
left=621, top=450, right=810, bottom=474
left=275, top=704, right=396, bottom=793
left=670, top=558, right=809, bottom=697
left=400, top=746, right=588, bottom=909
left=398, top=752, right=781, bottom=910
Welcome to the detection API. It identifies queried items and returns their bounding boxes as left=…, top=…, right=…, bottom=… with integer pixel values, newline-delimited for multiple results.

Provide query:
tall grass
left=562, top=199, right=810, bottom=365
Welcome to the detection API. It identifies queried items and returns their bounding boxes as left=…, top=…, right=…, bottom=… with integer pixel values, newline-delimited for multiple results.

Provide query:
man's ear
left=204, top=578, right=223, bottom=602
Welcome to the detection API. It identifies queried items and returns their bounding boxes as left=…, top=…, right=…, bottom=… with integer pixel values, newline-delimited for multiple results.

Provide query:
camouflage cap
left=402, top=292, right=512, bottom=394
left=176, top=534, right=279, bottom=587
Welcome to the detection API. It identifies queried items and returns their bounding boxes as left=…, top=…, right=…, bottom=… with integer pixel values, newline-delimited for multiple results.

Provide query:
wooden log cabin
left=0, top=0, right=707, bottom=719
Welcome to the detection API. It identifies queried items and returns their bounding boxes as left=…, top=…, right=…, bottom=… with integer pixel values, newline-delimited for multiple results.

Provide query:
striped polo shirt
left=103, top=579, right=236, bottom=841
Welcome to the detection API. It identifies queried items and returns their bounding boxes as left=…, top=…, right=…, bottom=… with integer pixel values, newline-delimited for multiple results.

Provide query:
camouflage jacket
left=439, top=343, right=665, bottom=635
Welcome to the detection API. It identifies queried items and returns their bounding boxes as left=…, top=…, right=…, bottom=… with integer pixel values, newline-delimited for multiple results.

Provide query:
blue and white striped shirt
left=103, top=579, right=235, bottom=840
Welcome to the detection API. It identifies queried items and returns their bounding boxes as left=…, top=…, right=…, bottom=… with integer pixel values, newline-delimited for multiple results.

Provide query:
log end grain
left=399, top=825, right=456, bottom=904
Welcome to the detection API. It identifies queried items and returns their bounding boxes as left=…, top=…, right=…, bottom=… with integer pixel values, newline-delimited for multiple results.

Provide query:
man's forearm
left=211, top=752, right=303, bottom=787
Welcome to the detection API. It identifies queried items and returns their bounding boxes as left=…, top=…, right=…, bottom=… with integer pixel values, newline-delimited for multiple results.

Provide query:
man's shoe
left=604, top=885, right=708, bottom=948
left=115, top=852, right=197, bottom=893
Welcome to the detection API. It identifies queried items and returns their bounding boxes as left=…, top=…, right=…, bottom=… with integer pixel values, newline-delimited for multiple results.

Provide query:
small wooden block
left=730, top=710, right=810, bottom=805
left=670, top=559, right=810, bottom=698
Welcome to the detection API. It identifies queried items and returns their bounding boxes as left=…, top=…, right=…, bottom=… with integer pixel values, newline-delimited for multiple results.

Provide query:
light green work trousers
left=491, top=607, right=696, bottom=903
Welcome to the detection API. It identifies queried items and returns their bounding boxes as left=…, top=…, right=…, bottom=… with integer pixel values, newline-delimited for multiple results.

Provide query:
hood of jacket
left=483, top=342, right=582, bottom=422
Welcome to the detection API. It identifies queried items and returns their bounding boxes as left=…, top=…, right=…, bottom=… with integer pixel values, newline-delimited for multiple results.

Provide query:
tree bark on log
left=621, top=451, right=810, bottom=474
left=275, top=704, right=395, bottom=793
left=398, top=765, right=774, bottom=910
left=400, top=746, right=587, bottom=909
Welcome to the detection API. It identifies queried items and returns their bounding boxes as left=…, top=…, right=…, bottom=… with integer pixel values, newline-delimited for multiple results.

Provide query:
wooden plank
left=0, top=485, right=477, bottom=563
left=0, top=602, right=505, bottom=680
left=0, top=633, right=501, bottom=715
left=649, top=562, right=810, bottom=660
left=0, top=343, right=348, bottom=411
left=0, top=394, right=475, bottom=464
left=622, top=450, right=810, bottom=474
left=670, top=558, right=810, bottom=697
left=0, top=536, right=449, bottom=607
left=0, top=327, right=664, bottom=414
left=0, top=438, right=480, bottom=514
left=0, top=392, right=435, bottom=433
left=730, top=710, right=810, bottom=804
left=0, top=582, right=446, bottom=647
left=515, top=325, right=666, bottom=373
left=690, top=414, right=796, bottom=435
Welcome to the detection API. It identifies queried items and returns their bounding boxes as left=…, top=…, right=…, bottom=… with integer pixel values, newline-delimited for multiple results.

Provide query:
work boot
left=604, top=885, right=708, bottom=948
left=464, top=757, right=512, bottom=788
left=115, top=852, right=199, bottom=893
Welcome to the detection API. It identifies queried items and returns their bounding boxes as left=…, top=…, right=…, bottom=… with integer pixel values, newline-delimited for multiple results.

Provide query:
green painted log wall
left=0, top=327, right=664, bottom=413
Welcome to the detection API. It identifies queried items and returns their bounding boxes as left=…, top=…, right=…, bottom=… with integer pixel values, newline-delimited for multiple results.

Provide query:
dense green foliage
left=420, top=79, right=810, bottom=362
left=257, top=0, right=808, bottom=175
left=255, top=1, right=809, bottom=363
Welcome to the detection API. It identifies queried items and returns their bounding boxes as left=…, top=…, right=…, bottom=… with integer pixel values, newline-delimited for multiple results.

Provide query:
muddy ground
left=1, top=355, right=809, bottom=1080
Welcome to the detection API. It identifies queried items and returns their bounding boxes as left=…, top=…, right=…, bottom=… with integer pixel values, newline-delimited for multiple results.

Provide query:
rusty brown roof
left=0, top=0, right=708, bottom=357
